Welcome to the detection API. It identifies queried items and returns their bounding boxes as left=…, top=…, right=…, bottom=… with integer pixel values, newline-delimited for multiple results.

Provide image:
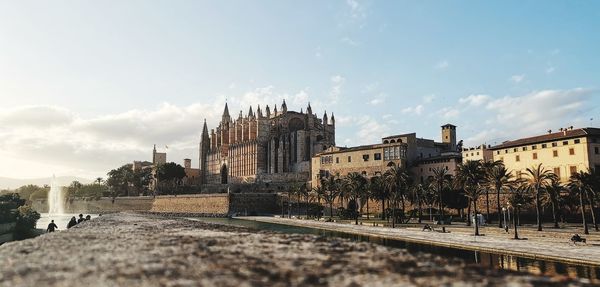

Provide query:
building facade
left=311, top=124, right=461, bottom=187
left=462, top=144, right=494, bottom=162
left=199, top=101, right=335, bottom=185
left=490, top=127, right=600, bottom=182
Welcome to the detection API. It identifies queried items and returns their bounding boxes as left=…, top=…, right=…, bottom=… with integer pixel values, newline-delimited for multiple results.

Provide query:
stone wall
left=150, top=194, right=229, bottom=215
left=32, top=197, right=154, bottom=214
left=31, top=193, right=278, bottom=216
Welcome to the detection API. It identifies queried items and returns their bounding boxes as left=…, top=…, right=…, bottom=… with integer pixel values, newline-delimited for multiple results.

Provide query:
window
left=513, top=148, right=518, bottom=152
left=533, top=152, right=538, bottom=160
left=553, top=150, right=558, bottom=157
left=595, top=147, right=599, bottom=155
left=336, top=157, right=339, bottom=164
left=523, top=147, right=527, bottom=151
left=532, top=145, right=537, bottom=150
left=563, top=141, right=569, bottom=146
left=574, top=139, right=581, bottom=144
left=374, top=153, right=381, bottom=160
left=476, top=152, right=480, bottom=155
left=542, top=144, right=547, bottom=148
left=471, top=153, right=474, bottom=156
left=552, top=142, right=557, bottom=147
left=497, top=151, right=500, bottom=155
left=505, top=149, right=508, bottom=154
left=554, top=167, right=561, bottom=178
left=363, top=154, right=370, bottom=161
left=347, top=156, right=352, bottom=163
left=515, top=155, right=520, bottom=162
left=569, top=148, right=575, bottom=155
left=570, top=166, right=578, bottom=176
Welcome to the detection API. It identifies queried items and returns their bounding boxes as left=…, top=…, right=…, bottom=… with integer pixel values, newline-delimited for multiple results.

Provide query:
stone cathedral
left=199, top=101, right=335, bottom=185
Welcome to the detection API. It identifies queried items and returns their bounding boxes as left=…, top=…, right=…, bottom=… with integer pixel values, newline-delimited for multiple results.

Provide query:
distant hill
left=0, top=176, right=93, bottom=190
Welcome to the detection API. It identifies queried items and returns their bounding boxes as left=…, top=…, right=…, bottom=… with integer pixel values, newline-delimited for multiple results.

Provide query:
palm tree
left=568, top=171, right=592, bottom=234
left=370, top=176, right=388, bottom=220
left=319, top=177, right=340, bottom=220
left=587, top=168, right=599, bottom=231
left=408, top=183, right=425, bottom=223
left=347, top=172, right=367, bottom=225
left=455, top=160, right=485, bottom=235
left=485, top=163, right=514, bottom=228
left=523, top=163, right=554, bottom=231
left=431, top=167, right=451, bottom=223
left=95, top=177, right=104, bottom=185
left=482, top=160, right=503, bottom=223
left=508, top=183, right=529, bottom=239
left=383, top=166, right=409, bottom=227
left=544, top=175, right=563, bottom=228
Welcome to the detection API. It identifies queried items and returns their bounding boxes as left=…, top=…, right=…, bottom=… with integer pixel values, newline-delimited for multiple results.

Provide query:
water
left=48, top=175, right=65, bottom=215
left=189, top=217, right=600, bottom=283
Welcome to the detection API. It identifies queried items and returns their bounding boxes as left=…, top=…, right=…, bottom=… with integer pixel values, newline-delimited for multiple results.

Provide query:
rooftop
left=490, top=127, right=600, bottom=150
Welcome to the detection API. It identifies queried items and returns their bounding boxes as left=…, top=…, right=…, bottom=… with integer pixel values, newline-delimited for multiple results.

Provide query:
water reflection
left=188, top=217, right=599, bottom=283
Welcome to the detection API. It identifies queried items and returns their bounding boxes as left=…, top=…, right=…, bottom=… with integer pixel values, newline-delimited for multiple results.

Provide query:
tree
left=568, top=171, right=592, bottom=235
left=544, top=175, right=564, bottom=228
left=383, top=166, right=409, bottom=228
left=318, top=177, right=340, bottom=220
left=156, top=162, right=186, bottom=195
left=106, top=164, right=134, bottom=200
left=370, top=175, right=388, bottom=220
left=523, top=163, right=554, bottom=231
left=347, top=172, right=367, bottom=225
left=407, top=183, right=425, bottom=223
left=508, top=183, right=529, bottom=239
left=455, top=160, right=485, bottom=235
left=132, top=168, right=153, bottom=196
left=481, top=160, right=503, bottom=223
left=95, top=177, right=104, bottom=185
left=431, top=167, right=451, bottom=223
left=485, top=163, right=514, bottom=228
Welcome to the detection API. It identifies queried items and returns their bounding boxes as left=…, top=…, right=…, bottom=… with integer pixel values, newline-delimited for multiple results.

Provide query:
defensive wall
left=31, top=193, right=278, bottom=216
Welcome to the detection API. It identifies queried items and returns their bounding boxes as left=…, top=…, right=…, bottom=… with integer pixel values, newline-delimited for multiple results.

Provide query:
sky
left=0, top=1, right=599, bottom=180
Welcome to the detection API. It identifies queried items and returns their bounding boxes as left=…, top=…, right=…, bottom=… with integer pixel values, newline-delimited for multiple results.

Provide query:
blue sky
left=0, top=1, right=599, bottom=179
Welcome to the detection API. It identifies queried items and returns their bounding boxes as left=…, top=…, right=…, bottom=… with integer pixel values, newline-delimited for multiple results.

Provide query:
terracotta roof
left=490, top=128, right=600, bottom=150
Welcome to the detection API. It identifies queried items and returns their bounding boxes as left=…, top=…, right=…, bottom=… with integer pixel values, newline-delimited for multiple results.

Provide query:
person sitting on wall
left=422, top=224, right=433, bottom=231
left=46, top=220, right=58, bottom=233
left=77, top=214, right=85, bottom=224
left=85, top=215, right=91, bottom=221
left=67, top=217, right=77, bottom=229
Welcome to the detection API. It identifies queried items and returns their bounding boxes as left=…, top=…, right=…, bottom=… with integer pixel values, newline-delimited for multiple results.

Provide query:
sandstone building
left=199, top=101, right=335, bottom=185
left=311, top=124, right=462, bottom=187
left=490, top=127, right=600, bottom=182
left=462, top=144, right=494, bottom=162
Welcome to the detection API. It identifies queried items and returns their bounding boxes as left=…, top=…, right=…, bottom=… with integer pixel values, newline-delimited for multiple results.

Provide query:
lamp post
left=502, top=207, right=508, bottom=233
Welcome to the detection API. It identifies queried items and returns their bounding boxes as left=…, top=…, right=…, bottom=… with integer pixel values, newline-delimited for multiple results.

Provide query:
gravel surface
left=0, top=213, right=585, bottom=287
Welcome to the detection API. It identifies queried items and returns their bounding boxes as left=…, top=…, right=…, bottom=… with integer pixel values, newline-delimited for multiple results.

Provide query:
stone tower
left=199, top=119, right=210, bottom=184
left=441, top=124, right=457, bottom=151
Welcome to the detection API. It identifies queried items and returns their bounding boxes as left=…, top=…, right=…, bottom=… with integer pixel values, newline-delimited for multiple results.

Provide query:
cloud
left=315, top=46, right=322, bottom=58
left=346, top=0, right=366, bottom=19
left=458, top=94, right=490, bottom=106
left=328, top=75, right=345, bottom=104
left=438, top=107, right=460, bottom=119
left=434, top=60, right=449, bottom=70
left=401, top=105, right=424, bottom=115
left=423, top=94, right=436, bottom=103
left=461, top=88, right=595, bottom=145
left=368, top=93, right=387, bottom=106
left=341, top=37, right=360, bottom=46
left=546, top=66, right=556, bottom=74
left=510, top=74, right=525, bottom=83
left=0, top=85, right=333, bottom=179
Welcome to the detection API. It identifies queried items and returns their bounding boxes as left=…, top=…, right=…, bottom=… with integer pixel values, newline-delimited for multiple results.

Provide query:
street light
left=502, top=207, right=508, bottom=233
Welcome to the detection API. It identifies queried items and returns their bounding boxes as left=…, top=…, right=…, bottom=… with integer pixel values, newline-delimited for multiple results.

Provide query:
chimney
left=184, top=158, right=191, bottom=169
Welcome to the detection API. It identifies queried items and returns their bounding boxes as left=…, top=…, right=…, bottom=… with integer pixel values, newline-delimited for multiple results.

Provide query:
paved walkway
left=1, top=213, right=576, bottom=287
left=241, top=216, right=600, bottom=267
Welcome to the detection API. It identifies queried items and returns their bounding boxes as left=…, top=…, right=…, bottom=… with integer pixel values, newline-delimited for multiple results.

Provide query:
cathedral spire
left=307, top=102, right=312, bottom=115
left=330, top=113, right=335, bottom=125
left=222, top=102, right=231, bottom=122
left=281, top=99, right=287, bottom=113
left=248, top=105, right=254, bottom=117
left=202, top=119, right=208, bottom=135
left=266, top=105, right=271, bottom=117
left=323, top=110, right=328, bottom=124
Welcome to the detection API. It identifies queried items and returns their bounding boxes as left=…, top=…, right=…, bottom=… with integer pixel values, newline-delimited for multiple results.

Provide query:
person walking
left=46, top=220, right=58, bottom=233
